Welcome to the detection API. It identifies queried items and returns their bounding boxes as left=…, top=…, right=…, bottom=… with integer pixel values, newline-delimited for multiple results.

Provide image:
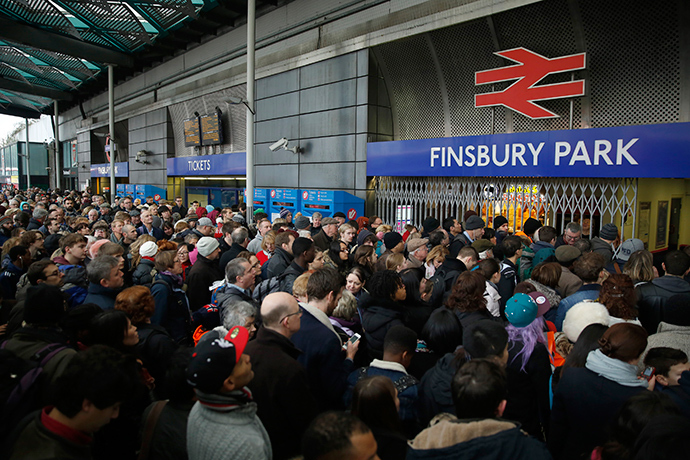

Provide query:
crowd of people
left=1, top=184, right=689, bottom=460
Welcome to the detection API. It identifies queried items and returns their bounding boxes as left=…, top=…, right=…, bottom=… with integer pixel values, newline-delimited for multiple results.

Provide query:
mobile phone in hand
left=343, top=333, right=361, bottom=350
left=641, top=366, right=656, bottom=381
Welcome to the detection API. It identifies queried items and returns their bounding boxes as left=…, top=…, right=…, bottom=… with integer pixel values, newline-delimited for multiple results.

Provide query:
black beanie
left=383, top=232, right=403, bottom=250
left=493, top=216, right=508, bottom=230
left=523, top=218, right=542, bottom=236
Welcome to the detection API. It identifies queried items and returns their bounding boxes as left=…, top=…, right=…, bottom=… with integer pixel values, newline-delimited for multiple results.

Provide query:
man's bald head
left=261, top=292, right=299, bottom=329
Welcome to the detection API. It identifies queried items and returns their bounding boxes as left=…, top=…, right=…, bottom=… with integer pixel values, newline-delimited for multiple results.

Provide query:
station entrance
left=375, top=176, right=638, bottom=239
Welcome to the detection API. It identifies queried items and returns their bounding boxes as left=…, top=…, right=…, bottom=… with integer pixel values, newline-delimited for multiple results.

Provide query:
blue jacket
left=656, top=370, right=690, bottom=419
left=136, top=225, right=165, bottom=241
left=0, top=261, right=24, bottom=300
left=291, top=305, right=354, bottom=411
left=84, top=282, right=120, bottom=310
left=345, top=360, right=420, bottom=434
left=554, top=284, right=600, bottom=331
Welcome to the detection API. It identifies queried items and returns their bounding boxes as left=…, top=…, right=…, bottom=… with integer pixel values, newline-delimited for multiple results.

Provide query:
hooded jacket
left=418, top=352, right=461, bottom=426
left=359, top=292, right=406, bottom=360
left=636, top=276, right=690, bottom=334
left=265, top=247, right=293, bottom=280
left=589, top=237, right=614, bottom=265
left=407, top=416, right=551, bottom=460
left=132, top=258, right=156, bottom=286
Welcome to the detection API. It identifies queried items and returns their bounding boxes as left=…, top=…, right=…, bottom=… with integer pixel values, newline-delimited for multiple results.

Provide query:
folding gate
left=375, top=176, right=637, bottom=239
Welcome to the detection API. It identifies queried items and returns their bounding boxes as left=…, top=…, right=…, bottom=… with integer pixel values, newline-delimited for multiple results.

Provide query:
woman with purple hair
left=502, top=292, right=553, bottom=441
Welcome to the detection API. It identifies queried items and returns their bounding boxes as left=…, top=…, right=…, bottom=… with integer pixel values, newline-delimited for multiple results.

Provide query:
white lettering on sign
left=617, top=139, right=639, bottom=165
left=187, top=160, right=212, bottom=171
left=429, top=138, right=639, bottom=169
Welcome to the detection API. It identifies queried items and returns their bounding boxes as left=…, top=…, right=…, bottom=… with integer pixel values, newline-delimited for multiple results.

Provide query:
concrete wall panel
left=300, top=80, right=356, bottom=114
left=299, top=162, right=355, bottom=189
left=300, top=53, right=357, bottom=89
left=256, top=69, right=300, bottom=100
left=299, top=107, right=356, bottom=138
left=300, top=135, right=356, bottom=163
left=256, top=164, right=299, bottom=188
left=255, top=92, right=301, bottom=122
left=254, top=116, right=299, bottom=144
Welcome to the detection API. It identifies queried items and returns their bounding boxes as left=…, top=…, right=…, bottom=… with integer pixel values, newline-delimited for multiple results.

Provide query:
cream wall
left=634, top=179, right=690, bottom=252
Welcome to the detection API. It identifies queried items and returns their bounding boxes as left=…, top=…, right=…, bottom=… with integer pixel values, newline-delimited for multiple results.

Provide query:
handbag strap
left=138, top=400, right=168, bottom=460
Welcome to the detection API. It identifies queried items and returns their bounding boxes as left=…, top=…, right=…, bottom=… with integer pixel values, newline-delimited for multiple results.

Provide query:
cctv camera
left=269, top=138, right=289, bottom=152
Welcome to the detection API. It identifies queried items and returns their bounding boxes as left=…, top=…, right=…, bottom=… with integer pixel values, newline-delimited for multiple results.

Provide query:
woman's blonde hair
left=332, top=289, right=358, bottom=320
left=129, top=234, right=156, bottom=267
left=426, top=245, right=449, bottom=264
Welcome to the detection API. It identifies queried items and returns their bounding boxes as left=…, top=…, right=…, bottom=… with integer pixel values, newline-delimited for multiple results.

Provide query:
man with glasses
left=555, top=222, right=583, bottom=248
left=244, top=292, right=318, bottom=460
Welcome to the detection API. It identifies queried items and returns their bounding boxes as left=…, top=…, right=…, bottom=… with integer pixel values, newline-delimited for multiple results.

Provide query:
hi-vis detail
left=475, top=48, right=586, bottom=119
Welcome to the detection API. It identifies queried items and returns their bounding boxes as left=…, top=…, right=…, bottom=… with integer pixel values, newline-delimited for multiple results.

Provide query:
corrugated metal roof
left=0, top=0, right=283, bottom=118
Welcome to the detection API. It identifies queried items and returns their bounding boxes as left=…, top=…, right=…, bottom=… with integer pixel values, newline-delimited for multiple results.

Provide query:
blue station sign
left=167, top=152, right=246, bottom=176
left=91, top=162, right=129, bottom=178
left=367, top=122, right=690, bottom=178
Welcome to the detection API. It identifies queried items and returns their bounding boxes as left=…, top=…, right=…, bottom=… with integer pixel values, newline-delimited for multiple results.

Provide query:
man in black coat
left=637, top=250, right=690, bottom=334
left=219, top=227, right=250, bottom=271
left=245, top=292, right=318, bottom=460
left=266, top=231, right=295, bottom=279
left=291, top=268, right=358, bottom=411
left=186, top=237, right=224, bottom=311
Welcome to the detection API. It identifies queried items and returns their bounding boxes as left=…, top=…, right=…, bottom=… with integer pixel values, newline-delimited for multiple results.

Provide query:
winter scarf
left=585, top=349, right=648, bottom=388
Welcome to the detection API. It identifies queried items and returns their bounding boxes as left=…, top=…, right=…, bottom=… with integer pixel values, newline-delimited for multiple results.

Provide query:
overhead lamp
left=225, top=96, right=255, bottom=115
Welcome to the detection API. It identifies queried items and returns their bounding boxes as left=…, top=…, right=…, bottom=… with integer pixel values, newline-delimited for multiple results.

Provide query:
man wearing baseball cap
left=186, top=326, right=272, bottom=460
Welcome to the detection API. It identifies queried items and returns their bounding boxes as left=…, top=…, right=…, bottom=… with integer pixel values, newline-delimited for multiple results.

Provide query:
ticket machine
left=135, top=185, right=167, bottom=203
left=299, top=190, right=364, bottom=221
left=268, top=188, right=301, bottom=221
left=243, top=188, right=268, bottom=212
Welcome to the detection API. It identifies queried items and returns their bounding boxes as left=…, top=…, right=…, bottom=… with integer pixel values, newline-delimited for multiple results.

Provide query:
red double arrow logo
left=475, top=48, right=586, bottom=119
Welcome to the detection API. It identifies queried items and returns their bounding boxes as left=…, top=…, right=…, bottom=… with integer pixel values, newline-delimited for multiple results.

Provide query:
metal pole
left=25, top=118, right=30, bottom=190
left=54, top=100, right=61, bottom=190
left=108, top=65, right=116, bottom=204
left=245, top=0, right=256, bottom=221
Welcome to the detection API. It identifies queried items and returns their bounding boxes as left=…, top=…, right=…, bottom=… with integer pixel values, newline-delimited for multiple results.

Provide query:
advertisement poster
left=656, top=201, right=668, bottom=249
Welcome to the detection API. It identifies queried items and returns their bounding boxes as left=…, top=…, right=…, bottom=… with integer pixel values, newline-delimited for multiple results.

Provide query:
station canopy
left=0, top=0, right=286, bottom=119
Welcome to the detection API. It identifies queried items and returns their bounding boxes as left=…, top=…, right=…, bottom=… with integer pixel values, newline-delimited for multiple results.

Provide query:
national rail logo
left=475, top=48, right=586, bottom=119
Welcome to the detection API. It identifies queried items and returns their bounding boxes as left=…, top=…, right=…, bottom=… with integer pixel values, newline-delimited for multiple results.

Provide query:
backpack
left=150, top=280, right=192, bottom=345
left=252, top=272, right=290, bottom=304
left=0, top=342, right=67, bottom=440
left=427, top=267, right=461, bottom=307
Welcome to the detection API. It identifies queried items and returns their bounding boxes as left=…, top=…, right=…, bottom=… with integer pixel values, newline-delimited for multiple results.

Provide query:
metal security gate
left=375, top=176, right=637, bottom=239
